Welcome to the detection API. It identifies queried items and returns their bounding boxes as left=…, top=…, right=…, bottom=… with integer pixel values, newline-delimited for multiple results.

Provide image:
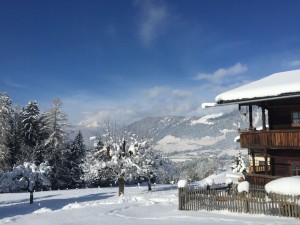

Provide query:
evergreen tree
left=5, top=106, right=23, bottom=167
left=231, top=151, right=247, bottom=173
left=43, top=98, right=69, bottom=189
left=21, top=101, right=40, bottom=147
left=68, top=131, right=86, bottom=188
left=44, top=98, right=68, bottom=149
left=20, top=101, right=41, bottom=161
left=0, top=93, right=14, bottom=172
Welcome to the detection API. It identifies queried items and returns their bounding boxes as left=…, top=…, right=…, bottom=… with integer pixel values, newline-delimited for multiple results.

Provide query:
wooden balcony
left=240, top=129, right=300, bottom=149
left=248, top=165, right=270, bottom=173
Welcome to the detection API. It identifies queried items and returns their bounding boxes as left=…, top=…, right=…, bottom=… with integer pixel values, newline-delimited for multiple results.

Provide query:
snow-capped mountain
left=124, top=110, right=253, bottom=161
left=71, top=109, right=261, bottom=162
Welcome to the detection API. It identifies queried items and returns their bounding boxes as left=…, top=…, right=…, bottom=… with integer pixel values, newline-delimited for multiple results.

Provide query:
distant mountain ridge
left=71, top=109, right=261, bottom=162
left=126, top=111, right=243, bottom=151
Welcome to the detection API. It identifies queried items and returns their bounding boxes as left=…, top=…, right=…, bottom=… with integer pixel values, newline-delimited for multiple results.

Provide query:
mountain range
left=71, top=108, right=262, bottom=162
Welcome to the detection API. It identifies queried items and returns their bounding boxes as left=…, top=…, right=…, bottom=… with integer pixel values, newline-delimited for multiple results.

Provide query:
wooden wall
left=267, top=97, right=300, bottom=130
left=271, top=150, right=300, bottom=176
left=269, top=107, right=300, bottom=130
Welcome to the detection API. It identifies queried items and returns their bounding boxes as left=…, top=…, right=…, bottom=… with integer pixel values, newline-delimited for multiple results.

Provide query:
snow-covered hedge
left=265, top=176, right=300, bottom=196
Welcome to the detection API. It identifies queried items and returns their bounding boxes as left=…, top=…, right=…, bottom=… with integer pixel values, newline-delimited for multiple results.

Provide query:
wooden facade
left=238, top=97, right=300, bottom=184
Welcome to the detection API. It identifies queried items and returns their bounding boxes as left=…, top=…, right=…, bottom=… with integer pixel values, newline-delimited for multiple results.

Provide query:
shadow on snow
left=0, top=192, right=114, bottom=220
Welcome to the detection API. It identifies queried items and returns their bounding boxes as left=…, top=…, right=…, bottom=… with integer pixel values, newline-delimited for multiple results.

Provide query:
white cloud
left=194, top=62, right=248, bottom=84
left=61, top=86, right=201, bottom=126
left=61, top=81, right=245, bottom=126
left=147, top=86, right=169, bottom=99
left=134, top=0, right=170, bottom=46
left=286, top=60, right=300, bottom=67
left=147, top=86, right=192, bottom=99
left=4, top=78, right=25, bottom=88
left=171, top=89, right=192, bottom=98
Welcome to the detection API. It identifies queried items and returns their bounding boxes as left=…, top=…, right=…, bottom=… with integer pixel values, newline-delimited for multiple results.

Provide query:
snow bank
left=237, top=181, right=249, bottom=193
left=225, top=172, right=244, bottom=183
left=195, top=171, right=244, bottom=189
left=265, top=176, right=300, bottom=195
left=225, top=178, right=233, bottom=185
left=33, top=208, right=53, bottom=214
left=205, top=178, right=214, bottom=186
left=178, top=180, right=188, bottom=188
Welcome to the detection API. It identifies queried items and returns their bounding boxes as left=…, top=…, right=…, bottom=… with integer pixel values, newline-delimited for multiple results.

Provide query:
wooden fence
left=178, top=188, right=300, bottom=219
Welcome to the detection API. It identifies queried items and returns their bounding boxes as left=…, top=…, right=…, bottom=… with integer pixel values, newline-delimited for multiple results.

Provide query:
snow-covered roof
left=215, top=69, right=300, bottom=104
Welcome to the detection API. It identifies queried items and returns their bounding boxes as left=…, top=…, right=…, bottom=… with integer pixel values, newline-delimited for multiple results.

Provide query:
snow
left=190, top=113, right=223, bottom=125
left=234, top=136, right=240, bottom=143
left=237, top=181, right=249, bottom=193
left=215, top=69, right=300, bottom=103
left=205, top=178, right=214, bottom=186
left=177, top=180, right=188, bottom=188
left=0, top=185, right=298, bottom=225
left=265, top=176, right=300, bottom=196
left=201, top=102, right=217, bottom=109
left=155, top=134, right=226, bottom=153
left=200, top=171, right=244, bottom=186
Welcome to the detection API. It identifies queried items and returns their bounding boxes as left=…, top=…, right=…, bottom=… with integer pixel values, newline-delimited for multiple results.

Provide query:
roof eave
left=216, top=92, right=300, bottom=107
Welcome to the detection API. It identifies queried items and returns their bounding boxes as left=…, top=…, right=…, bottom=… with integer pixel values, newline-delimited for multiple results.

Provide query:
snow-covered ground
left=0, top=185, right=299, bottom=225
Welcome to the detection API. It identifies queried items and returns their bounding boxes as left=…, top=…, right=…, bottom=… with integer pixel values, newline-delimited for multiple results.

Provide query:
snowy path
left=0, top=185, right=299, bottom=225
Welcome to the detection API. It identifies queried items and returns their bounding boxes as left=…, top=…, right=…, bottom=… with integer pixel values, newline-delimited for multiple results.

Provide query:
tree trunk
left=147, top=178, right=152, bottom=192
left=24, top=176, right=34, bottom=204
left=29, top=191, right=33, bottom=204
left=118, top=175, right=125, bottom=196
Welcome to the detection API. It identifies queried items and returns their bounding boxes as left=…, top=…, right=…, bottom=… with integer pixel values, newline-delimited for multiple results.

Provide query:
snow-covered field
left=0, top=185, right=299, bottom=225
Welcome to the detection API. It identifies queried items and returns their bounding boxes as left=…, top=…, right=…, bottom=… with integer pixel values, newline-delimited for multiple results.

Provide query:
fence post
left=178, top=188, right=182, bottom=210
left=178, top=188, right=186, bottom=210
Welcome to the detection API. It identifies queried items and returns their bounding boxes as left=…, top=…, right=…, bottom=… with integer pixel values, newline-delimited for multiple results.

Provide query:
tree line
left=0, top=93, right=178, bottom=194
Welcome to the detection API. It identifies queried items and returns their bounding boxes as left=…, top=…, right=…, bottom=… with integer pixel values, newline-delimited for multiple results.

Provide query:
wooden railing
left=240, top=130, right=300, bottom=149
left=244, top=173, right=281, bottom=187
left=248, top=165, right=270, bottom=173
left=178, top=188, right=300, bottom=218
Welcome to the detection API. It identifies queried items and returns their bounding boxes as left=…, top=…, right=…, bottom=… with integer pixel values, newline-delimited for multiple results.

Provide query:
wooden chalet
left=208, top=69, right=300, bottom=186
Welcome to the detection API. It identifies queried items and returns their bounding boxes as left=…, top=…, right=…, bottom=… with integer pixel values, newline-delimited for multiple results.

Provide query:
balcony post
left=251, top=150, right=256, bottom=173
left=262, top=106, right=266, bottom=131
left=264, top=149, right=268, bottom=175
left=249, top=105, right=253, bottom=130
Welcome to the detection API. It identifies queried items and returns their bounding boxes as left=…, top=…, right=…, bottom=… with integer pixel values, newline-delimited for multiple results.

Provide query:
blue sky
left=1, top=0, right=300, bottom=125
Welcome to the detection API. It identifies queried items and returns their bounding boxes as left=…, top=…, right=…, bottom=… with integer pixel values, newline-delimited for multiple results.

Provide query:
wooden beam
left=249, top=105, right=253, bottom=129
left=264, top=150, right=268, bottom=175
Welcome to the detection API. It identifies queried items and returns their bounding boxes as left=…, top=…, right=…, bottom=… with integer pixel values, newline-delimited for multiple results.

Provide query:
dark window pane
left=293, top=112, right=299, bottom=119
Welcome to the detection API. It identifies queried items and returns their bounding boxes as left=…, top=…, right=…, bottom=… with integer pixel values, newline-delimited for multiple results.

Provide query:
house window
left=292, top=112, right=300, bottom=127
left=291, top=162, right=300, bottom=175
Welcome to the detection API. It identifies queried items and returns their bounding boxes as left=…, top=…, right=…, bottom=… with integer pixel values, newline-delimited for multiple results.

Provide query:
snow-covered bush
left=231, top=152, right=247, bottom=173
left=0, top=162, right=51, bottom=193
